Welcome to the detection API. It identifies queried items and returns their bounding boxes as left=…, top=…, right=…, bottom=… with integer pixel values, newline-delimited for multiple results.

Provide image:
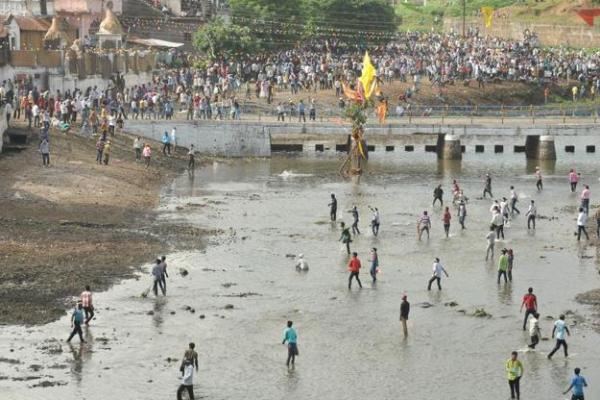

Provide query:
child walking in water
left=370, top=248, right=379, bottom=283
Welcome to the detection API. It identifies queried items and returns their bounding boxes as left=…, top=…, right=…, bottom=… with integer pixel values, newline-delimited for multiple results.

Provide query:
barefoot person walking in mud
left=66, top=302, right=86, bottom=343
left=339, top=222, right=352, bottom=255
left=80, top=285, right=94, bottom=325
left=328, top=194, right=337, bottom=222
left=348, top=252, right=363, bottom=289
left=427, top=258, right=448, bottom=291
left=548, top=314, right=570, bottom=359
left=282, top=320, right=298, bottom=367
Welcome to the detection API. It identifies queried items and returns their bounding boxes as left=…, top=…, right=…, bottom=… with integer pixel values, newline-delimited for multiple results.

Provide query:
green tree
left=305, top=0, right=397, bottom=43
left=194, top=18, right=256, bottom=59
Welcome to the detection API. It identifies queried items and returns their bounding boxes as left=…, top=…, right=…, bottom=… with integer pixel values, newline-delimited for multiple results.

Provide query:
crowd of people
left=326, top=167, right=596, bottom=400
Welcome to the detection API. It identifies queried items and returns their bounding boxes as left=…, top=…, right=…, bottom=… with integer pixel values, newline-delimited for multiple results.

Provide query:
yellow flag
left=359, top=51, right=377, bottom=100
left=481, top=7, right=494, bottom=28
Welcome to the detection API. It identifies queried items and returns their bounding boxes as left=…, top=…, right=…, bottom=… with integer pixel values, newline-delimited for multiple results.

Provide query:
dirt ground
left=0, top=124, right=209, bottom=325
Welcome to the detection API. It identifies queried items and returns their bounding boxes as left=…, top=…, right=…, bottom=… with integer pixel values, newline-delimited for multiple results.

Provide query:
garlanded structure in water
left=339, top=52, right=388, bottom=177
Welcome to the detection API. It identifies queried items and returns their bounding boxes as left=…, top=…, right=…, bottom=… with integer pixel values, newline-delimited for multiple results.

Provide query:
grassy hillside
left=396, top=0, right=597, bottom=31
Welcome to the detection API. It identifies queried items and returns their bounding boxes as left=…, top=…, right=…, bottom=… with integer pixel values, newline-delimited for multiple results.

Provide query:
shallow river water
left=2, top=148, right=600, bottom=400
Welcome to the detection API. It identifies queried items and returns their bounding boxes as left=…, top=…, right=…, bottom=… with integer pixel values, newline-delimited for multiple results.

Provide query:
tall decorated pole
left=339, top=52, right=384, bottom=177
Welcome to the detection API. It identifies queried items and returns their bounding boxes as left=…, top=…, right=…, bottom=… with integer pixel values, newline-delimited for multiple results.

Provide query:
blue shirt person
left=282, top=320, right=298, bottom=367
left=563, top=368, right=588, bottom=399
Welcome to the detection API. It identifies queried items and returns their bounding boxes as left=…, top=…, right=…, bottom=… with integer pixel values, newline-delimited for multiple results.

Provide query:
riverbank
left=0, top=124, right=210, bottom=325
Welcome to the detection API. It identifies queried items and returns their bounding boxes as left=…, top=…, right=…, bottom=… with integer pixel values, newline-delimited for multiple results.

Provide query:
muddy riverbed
left=2, top=149, right=600, bottom=400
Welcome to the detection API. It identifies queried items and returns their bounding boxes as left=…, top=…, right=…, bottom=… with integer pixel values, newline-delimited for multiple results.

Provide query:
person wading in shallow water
left=282, top=320, right=298, bottom=367
left=505, top=351, right=523, bottom=400
left=66, top=302, right=86, bottom=343
left=339, top=222, right=352, bottom=255
left=177, top=359, right=195, bottom=400
left=328, top=194, right=337, bottom=222
left=348, top=252, right=363, bottom=289
left=399, top=295, right=410, bottom=338
left=80, top=285, right=94, bottom=325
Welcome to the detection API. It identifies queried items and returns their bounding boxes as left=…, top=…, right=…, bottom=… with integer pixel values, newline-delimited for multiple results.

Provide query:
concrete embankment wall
left=125, top=121, right=272, bottom=157
left=124, top=121, right=600, bottom=157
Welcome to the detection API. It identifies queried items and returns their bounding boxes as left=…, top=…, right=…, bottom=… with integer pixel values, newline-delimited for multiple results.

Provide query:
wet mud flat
left=0, top=126, right=209, bottom=325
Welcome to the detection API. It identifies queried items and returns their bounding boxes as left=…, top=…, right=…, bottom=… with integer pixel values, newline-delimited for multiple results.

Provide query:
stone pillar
left=438, top=134, right=462, bottom=160
left=537, top=135, right=556, bottom=160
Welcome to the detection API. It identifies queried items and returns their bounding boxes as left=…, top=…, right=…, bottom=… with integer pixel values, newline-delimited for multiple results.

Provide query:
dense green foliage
left=195, top=0, right=397, bottom=57
left=194, top=18, right=256, bottom=59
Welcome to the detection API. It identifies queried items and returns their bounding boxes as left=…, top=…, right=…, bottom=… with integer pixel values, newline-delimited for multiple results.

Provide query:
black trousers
left=163, top=143, right=171, bottom=155
left=536, top=179, right=543, bottom=190
left=529, top=334, right=539, bottom=348
left=432, top=196, right=443, bottom=206
left=497, top=270, right=507, bottom=284
left=508, top=377, right=520, bottom=399
left=67, top=322, right=84, bottom=342
left=42, top=153, right=50, bottom=166
left=352, top=221, right=360, bottom=235
left=511, top=199, right=520, bottom=214
left=548, top=339, right=568, bottom=358
left=348, top=272, right=362, bottom=289
left=496, top=224, right=504, bottom=239
left=428, top=276, right=441, bottom=290
left=330, top=209, right=336, bottom=221
left=570, top=182, right=577, bottom=192
left=523, top=308, right=536, bottom=331
left=153, top=279, right=166, bottom=296
left=578, top=226, right=589, bottom=241
left=527, top=215, right=536, bottom=229
left=84, top=306, right=94, bottom=324
left=177, top=384, right=195, bottom=400
left=483, top=187, right=492, bottom=198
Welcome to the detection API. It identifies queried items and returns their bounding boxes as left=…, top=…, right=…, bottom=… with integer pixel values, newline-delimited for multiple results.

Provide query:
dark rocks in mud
left=170, top=311, right=176, bottom=315
left=29, top=364, right=43, bottom=372
left=224, top=304, right=234, bottom=310
left=285, top=254, right=296, bottom=258
left=199, top=314, right=205, bottom=319
left=444, top=301, right=459, bottom=307
left=577, top=289, right=600, bottom=305
left=0, top=357, right=21, bottom=365
left=30, top=380, right=67, bottom=388
left=147, top=311, right=154, bottom=316
left=216, top=292, right=261, bottom=298
left=183, top=305, right=195, bottom=313
left=166, top=357, right=178, bottom=363
left=221, top=282, right=237, bottom=288
left=417, top=302, right=434, bottom=308
left=179, top=268, right=189, bottom=277
left=472, top=308, right=492, bottom=318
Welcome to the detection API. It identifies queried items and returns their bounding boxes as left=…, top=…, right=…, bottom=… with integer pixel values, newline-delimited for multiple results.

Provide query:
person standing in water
left=66, top=302, right=86, bottom=343
left=497, top=249, right=509, bottom=284
left=427, top=258, right=449, bottom=291
left=348, top=252, right=363, bottom=289
left=526, top=200, right=537, bottom=230
left=485, top=226, right=496, bottom=261
left=505, top=351, right=523, bottom=400
left=80, top=285, right=94, bottom=325
left=581, top=185, right=591, bottom=214
left=577, top=208, right=590, bottom=241
left=535, top=167, right=543, bottom=191
left=507, top=249, right=515, bottom=282
left=328, top=194, right=337, bottom=222
left=369, top=248, right=379, bottom=283
left=339, top=222, right=352, bottom=255
left=399, top=295, right=410, bottom=338
left=418, top=211, right=431, bottom=240
left=433, top=184, right=444, bottom=206
left=282, top=320, right=298, bottom=367
left=548, top=314, right=570, bottom=359
left=442, top=206, right=451, bottom=238
left=520, top=287, right=538, bottom=331
left=177, top=359, right=195, bottom=400
left=457, top=200, right=467, bottom=229
left=188, top=145, right=195, bottom=170
left=369, top=206, right=380, bottom=236
left=349, top=206, right=360, bottom=235
left=160, top=256, right=169, bottom=295
left=569, top=169, right=579, bottom=192
left=563, top=368, right=588, bottom=400
left=527, top=312, right=541, bottom=349
left=483, top=173, right=493, bottom=198
left=510, top=186, right=520, bottom=215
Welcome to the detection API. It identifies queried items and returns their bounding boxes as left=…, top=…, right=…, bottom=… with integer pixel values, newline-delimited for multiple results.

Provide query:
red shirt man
left=520, top=287, right=537, bottom=331
left=348, top=253, right=362, bottom=289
